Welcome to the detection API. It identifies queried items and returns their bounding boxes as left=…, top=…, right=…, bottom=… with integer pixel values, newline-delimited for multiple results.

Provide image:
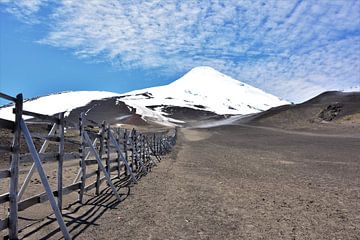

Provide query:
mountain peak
left=188, top=66, right=221, bottom=74
left=119, top=66, right=289, bottom=123
left=171, top=66, right=244, bottom=88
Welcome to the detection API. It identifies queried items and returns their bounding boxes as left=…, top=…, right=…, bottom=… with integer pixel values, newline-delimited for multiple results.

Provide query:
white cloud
left=1, top=0, right=48, bottom=23
left=1, top=0, right=360, bottom=102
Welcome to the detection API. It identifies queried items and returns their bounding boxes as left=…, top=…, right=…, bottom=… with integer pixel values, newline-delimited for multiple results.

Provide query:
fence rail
left=0, top=92, right=177, bottom=239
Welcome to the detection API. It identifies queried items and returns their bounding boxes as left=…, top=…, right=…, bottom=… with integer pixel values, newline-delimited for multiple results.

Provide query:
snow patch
left=0, top=91, right=120, bottom=121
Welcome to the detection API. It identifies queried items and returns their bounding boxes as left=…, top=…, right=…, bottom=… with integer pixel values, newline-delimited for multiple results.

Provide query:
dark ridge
left=135, top=92, right=153, bottom=99
left=161, top=106, right=222, bottom=121
left=193, top=104, right=206, bottom=109
left=302, top=91, right=360, bottom=105
left=238, top=91, right=360, bottom=128
left=66, top=97, right=147, bottom=126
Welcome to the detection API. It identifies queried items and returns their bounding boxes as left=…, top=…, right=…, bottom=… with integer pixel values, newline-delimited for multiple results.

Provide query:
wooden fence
left=0, top=92, right=177, bottom=239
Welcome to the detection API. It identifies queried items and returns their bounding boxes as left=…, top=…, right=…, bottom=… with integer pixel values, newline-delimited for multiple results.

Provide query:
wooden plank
left=86, top=131, right=101, bottom=139
left=0, top=193, right=9, bottom=204
left=79, top=112, right=86, bottom=204
left=108, top=131, right=137, bottom=183
left=18, top=183, right=81, bottom=212
left=20, top=152, right=59, bottom=162
left=84, top=131, right=121, bottom=202
left=72, top=137, right=98, bottom=185
left=0, top=217, right=9, bottom=231
left=84, top=159, right=98, bottom=166
left=62, top=182, right=81, bottom=195
left=20, top=119, right=71, bottom=239
left=18, top=123, right=58, bottom=201
left=58, top=112, right=64, bottom=211
left=8, top=93, right=22, bottom=239
left=20, top=151, right=81, bottom=163
left=18, top=193, right=46, bottom=211
left=0, top=92, right=16, bottom=101
left=109, top=165, right=119, bottom=173
left=84, top=179, right=101, bottom=192
left=64, top=138, right=81, bottom=145
left=85, top=170, right=99, bottom=179
left=123, top=130, right=129, bottom=176
left=116, top=128, right=121, bottom=178
left=0, top=118, right=15, bottom=130
left=21, top=110, right=60, bottom=124
left=84, top=156, right=118, bottom=166
left=63, top=152, right=81, bottom=161
left=96, top=123, right=105, bottom=195
left=106, top=125, right=111, bottom=178
left=0, top=145, right=12, bottom=153
left=0, top=169, right=10, bottom=179
left=31, top=133, right=61, bottom=142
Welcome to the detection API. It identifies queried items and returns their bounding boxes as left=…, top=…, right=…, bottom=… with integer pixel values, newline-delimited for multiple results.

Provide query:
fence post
left=21, top=119, right=71, bottom=240
left=144, top=135, right=148, bottom=163
left=79, top=112, right=86, bottom=204
left=8, top=93, right=22, bottom=239
left=57, top=112, right=64, bottom=211
left=139, top=134, right=144, bottom=165
left=18, top=123, right=57, bottom=201
left=96, top=121, right=105, bottom=195
left=131, top=129, right=137, bottom=172
left=106, top=124, right=110, bottom=178
left=116, top=128, right=121, bottom=178
left=153, top=134, right=156, bottom=155
left=123, top=130, right=129, bottom=176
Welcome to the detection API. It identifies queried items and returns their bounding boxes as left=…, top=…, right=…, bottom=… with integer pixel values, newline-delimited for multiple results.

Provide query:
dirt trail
left=3, top=125, right=359, bottom=239
left=182, top=128, right=211, bottom=141
left=77, top=125, right=360, bottom=239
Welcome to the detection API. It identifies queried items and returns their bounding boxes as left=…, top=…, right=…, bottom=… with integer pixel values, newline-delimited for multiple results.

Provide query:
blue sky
left=0, top=0, right=359, bottom=104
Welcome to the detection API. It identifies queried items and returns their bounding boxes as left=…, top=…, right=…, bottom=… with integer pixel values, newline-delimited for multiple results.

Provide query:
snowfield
left=0, top=91, right=120, bottom=121
left=119, top=66, right=289, bottom=122
left=0, top=67, right=290, bottom=125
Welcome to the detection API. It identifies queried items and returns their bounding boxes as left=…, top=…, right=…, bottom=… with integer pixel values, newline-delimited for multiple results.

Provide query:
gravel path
left=5, top=125, right=359, bottom=239
left=77, top=126, right=360, bottom=240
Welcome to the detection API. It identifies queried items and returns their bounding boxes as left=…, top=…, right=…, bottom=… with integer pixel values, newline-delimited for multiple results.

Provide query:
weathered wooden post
left=96, top=121, right=106, bottom=195
left=153, top=133, right=156, bottom=155
left=131, top=129, right=138, bottom=172
left=144, top=135, right=149, bottom=163
left=159, top=137, right=162, bottom=155
left=106, top=124, right=111, bottom=177
left=116, top=128, right=122, bottom=178
left=57, top=112, right=64, bottom=211
left=140, top=134, right=144, bottom=165
left=123, top=129, right=129, bottom=176
left=8, top=93, right=22, bottom=239
left=79, top=112, right=86, bottom=204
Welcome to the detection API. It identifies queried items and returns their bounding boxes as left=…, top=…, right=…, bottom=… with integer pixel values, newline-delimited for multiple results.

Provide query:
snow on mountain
left=344, top=85, right=360, bottom=92
left=118, top=66, right=289, bottom=124
left=0, top=67, right=289, bottom=126
left=0, top=91, right=120, bottom=121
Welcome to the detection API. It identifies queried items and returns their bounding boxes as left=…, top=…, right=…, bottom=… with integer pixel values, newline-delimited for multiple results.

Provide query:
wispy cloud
left=1, top=0, right=360, bottom=102
left=0, top=0, right=48, bottom=23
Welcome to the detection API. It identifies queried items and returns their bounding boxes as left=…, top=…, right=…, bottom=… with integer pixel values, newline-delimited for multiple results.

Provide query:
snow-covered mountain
left=0, top=91, right=120, bottom=121
left=118, top=66, right=289, bottom=124
left=0, top=67, right=289, bottom=126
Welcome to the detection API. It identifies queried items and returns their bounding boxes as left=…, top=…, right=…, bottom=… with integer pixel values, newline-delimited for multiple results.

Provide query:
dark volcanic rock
left=237, top=91, right=360, bottom=131
left=66, top=97, right=147, bottom=126
left=146, top=105, right=224, bottom=122
left=318, top=103, right=343, bottom=121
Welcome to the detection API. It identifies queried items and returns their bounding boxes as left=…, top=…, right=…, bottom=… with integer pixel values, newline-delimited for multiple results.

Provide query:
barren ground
left=2, top=124, right=359, bottom=239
